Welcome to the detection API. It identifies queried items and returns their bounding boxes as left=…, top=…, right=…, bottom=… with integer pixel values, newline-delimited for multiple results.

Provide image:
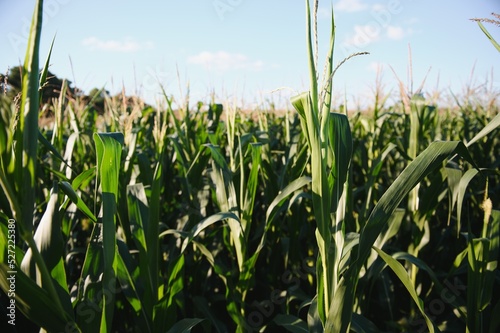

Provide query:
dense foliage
left=0, top=1, right=499, bottom=332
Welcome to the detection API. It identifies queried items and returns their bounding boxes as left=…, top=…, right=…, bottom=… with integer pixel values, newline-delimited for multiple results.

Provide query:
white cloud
left=82, top=37, right=153, bottom=52
left=341, top=24, right=410, bottom=54
left=335, top=0, right=368, bottom=13
left=187, top=51, right=264, bottom=72
left=344, top=24, right=382, bottom=47
left=386, top=25, right=405, bottom=40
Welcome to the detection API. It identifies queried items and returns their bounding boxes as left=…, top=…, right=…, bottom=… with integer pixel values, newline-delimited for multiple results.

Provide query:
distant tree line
left=0, top=66, right=109, bottom=114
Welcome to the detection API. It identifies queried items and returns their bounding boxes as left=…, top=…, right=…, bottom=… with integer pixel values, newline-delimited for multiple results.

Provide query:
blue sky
left=1, top=0, right=500, bottom=109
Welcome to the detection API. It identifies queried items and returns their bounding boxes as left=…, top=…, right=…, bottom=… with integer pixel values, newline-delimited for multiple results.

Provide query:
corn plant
left=278, top=1, right=499, bottom=332
left=0, top=0, right=79, bottom=331
left=1, top=0, right=499, bottom=332
left=472, top=13, right=500, bottom=53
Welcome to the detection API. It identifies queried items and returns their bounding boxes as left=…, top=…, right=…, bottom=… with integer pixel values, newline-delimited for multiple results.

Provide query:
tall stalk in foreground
left=289, top=1, right=481, bottom=331
left=290, top=0, right=355, bottom=328
left=0, top=0, right=80, bottom=331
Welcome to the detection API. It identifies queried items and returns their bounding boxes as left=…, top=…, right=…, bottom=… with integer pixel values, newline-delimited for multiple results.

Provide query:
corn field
left=0, top=0, right=499, bottom=332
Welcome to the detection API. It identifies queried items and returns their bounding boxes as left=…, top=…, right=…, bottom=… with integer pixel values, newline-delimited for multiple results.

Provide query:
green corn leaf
left=320, top=7, right=336, bottom=130
left=205, top=143, right=245, bottom=270
left=373, top=246, right=438, bottom=333
left=165, top=318, right=205, bottom=333
left=159, top=229, right=188, bottom=239
left=357, top=141, right=475, bottom=271
left=292, top=41, right=352, bottom=322
left=307, top=296, right=323, bottom=333
left=207, top=152, right=235, bottom=216
left=72, top=166, right=97, bottom=190
left=192, top=240, right=217, bottom=268
left=274, top=314, right=309, bottom=332
left=0, top=263, right=79, bottom=332
left=446, top=166, right=463, bottom=227
left=339, top=232, right=359, bottom=275
left=170, top=134, right=191, bottom=176
left=38, top=130, right=72, bottom=170
left=153, top=255, right=186, bottom=332
left=18, top=181, right=74, bottom=328
left=265, top=176, right=311, bottom=245
left=241, top=143, right=262, bottom=236
left=455, top=168, right=482, bottom=238
left=371, top=142, right=397, bottom=177
left=126, top=183, right=152, bottom=316
left=452, top=247, right=469, bottom=272
left=305, top=0, right=318, bottom=112
left=205, top=143, right=231, bottom=180
left=51, top=78, right=68, bottom=148
left=181, top=212, right=241, bottom=253
left=17, top=0, right=43, bottom=236
left=76, top=223, right=105, bottom=331
left=50, top=255, right=71, bottom=293
left=21, top=182, right=63, bottom=278
left=115, top=241, right=142, bottom=314
left=60, top=132, right=78, bottom=177
left=374, top=208, right=405, bottom=249
left=326, top=269, right=356, bottom=332
left=115, top=239, right=152, bottom=332
left=329, top=141, right=475, bottom=332
left=361, top=143, right=397, bottom=220
left=135, top=152, right=153, bottom=186
left=94, top=132, right=123, bottom=195
left=0, top=162, right=20, bottom=221
left=126, top=183, right=151, bottom=318
left=38, top=34, right=55, bottom=103
left=366, top=208, right=406, bottom=272
left=476, top=22, right=500, bottom=53
left=127, top=183, right=149, bottom=253
left=93, top=132, right=123, bottom=332
left=487, top=209, right=499, bottom=270
left=467, top=238, right=490, bottom=333
left=466, top=111, right=500, bottom=147
left=59, top=166, right=96, bottom=219
left=239, top=176, right=311, bottom=301
left=329, top=112, right=352, bottom=218
left=447, top=168, right=496, bottom=238
left=60, top=180, right=97, bottom=223
left=291, top=92, right=330, bottom=241
left=368, top=250, right=467, bottom=319
left=0, top=108, right=7, bottom=156
left=408, top=94, right=424, bottom=212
